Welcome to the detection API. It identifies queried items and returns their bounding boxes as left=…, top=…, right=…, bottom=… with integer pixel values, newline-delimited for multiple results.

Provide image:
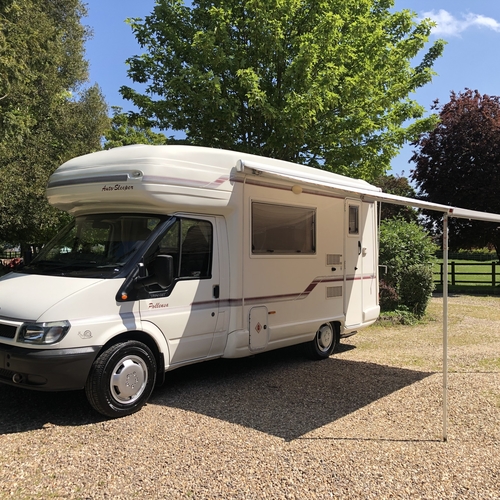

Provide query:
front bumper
left=0, top=343, right=100, bottom=391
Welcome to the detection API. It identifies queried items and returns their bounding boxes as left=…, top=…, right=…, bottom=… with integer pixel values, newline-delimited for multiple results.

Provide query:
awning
left=237, top=158, right=500, bottom=441
left=236, top=158, right=500, bottom=223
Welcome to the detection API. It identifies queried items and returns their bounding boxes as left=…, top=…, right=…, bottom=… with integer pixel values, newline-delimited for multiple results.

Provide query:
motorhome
left=0, top=145, right=381, bottom=417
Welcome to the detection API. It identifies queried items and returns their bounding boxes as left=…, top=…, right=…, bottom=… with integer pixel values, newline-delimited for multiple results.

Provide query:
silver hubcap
left=316, top=324, right=333, bottom=352
left=110, top=355, right=148, bottom=404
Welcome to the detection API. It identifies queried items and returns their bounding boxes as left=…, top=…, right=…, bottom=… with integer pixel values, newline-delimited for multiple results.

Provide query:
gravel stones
left=1, top=296, right=499, bottom=499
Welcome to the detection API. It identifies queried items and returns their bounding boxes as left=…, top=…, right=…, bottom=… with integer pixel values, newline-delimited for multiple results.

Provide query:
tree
left=103, top=107, right=170, bottom=149
left=410, top=89, right=500, bottom=256
left=0, top=0, right=109, bottom=250
left=120, top=0, right=444, bottom=181
left=1, top=0, right=89, bottom=153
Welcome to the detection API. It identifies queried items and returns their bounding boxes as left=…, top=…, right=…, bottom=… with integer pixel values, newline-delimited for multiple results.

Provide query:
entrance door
left=139, top=217, right=220, bottom=365
left=344, top=200, right=363, bottom=328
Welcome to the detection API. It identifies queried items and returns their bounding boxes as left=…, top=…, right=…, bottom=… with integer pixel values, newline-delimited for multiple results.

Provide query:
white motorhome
left=0, top=145, right=381, bottom=417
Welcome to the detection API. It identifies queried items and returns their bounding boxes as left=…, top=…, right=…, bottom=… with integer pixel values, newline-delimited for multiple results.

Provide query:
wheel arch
left=97, top=331, right=166, bottom=386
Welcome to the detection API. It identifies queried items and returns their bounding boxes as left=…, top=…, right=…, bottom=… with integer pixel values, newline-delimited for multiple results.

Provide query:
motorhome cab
left=0, top=145, right=381, bottom=417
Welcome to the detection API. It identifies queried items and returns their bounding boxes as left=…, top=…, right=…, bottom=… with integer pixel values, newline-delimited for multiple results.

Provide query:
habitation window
left=252, top=202, right=315, bottom=254
left=348, top=205, right=359, bottom=235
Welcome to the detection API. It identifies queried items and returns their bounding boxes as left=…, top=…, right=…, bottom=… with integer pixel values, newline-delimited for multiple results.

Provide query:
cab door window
left=156, top=218, right=213, bottom=280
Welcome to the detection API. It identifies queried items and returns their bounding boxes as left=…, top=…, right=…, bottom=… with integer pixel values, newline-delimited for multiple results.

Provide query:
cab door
left=139, top=216, right=220, bottom=365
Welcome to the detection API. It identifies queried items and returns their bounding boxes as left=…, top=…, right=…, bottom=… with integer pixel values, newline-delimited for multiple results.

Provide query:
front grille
left=0, top=324, right=17, bottom=339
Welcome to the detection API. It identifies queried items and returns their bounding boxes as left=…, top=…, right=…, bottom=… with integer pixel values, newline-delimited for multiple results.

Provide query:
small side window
left=348, top=205, right=359, bottom=235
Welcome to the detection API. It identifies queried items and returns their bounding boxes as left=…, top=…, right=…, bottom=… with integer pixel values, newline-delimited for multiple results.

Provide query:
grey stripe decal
left=47, top=174, right=129, bottom=188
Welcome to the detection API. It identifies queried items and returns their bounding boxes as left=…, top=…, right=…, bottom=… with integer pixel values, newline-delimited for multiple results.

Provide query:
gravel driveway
left=1, top=296, right=499, bottom=499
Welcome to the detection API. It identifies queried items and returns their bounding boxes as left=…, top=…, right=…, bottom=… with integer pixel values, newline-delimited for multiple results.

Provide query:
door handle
left=358, top=241, right=362, bottom=255
left=213, top=284, right=220, bottom=299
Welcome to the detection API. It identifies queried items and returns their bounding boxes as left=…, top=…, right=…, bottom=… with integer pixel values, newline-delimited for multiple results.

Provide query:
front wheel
left=305, top=323, right=337, bottom=360
left=85, top=341, right=157, bottom=418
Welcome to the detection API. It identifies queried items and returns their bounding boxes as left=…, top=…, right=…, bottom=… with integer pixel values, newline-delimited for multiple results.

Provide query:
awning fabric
left=236, top=159, right=500, bottom=223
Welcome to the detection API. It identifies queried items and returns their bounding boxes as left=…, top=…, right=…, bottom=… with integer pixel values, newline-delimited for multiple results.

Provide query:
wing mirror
left=135, top=255, right=174, bottom=289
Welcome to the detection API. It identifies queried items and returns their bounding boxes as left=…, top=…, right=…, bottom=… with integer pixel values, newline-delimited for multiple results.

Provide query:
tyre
left=306, top=323, right=337, bottom=360
left=85, top=341, right=157, bottom=418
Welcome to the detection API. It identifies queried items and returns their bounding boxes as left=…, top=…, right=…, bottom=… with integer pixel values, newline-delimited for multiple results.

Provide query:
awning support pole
left=443, top=213, right=449, bottom=442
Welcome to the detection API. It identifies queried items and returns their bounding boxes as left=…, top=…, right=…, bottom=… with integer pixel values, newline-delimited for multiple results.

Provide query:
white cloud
left=422, top=9, right=500, bottom=36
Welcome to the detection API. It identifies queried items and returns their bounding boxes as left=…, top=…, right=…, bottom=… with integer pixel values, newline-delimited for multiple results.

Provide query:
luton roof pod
left=47, top=141, right=498, bottom=224
left=45, top=144, right=381, bottom=216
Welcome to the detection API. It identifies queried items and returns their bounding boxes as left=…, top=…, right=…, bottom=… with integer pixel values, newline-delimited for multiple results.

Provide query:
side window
left=155, top=218, right=213, bottom=279
left=157, top=219, right=181, bottom=277
left=348, top=205, right=359, bottom=235
left=179, top=219, right=212, bottom=278
left=252, top=202, right=316, bottom=254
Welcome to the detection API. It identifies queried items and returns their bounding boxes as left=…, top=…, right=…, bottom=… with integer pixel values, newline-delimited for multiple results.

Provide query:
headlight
left=18, top=320, right=71, bottom=345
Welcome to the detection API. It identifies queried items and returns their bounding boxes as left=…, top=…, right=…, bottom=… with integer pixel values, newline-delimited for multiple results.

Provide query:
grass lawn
left=360, top=295, right=500, bottom=373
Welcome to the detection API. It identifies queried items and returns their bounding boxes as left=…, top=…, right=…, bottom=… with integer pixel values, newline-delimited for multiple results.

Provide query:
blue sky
left=83, top=0, right=500, bottom=177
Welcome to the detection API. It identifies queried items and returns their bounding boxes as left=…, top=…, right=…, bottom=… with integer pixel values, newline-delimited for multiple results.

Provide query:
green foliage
left=379, top=218, right=437, bottom=319
left=435, top=248, right=497, bottom=261
left=103, top=107, right=170, bottom=149
left=379, top=218, right=438, bottom=275
left=398, top=264, right=434, bottom=318
left=0, top=0, right=90, bottom=149
left=454, top=247, right=496, bottom=257
left=120, top=0, right=445, bottom=181
left=0, top=0, right=109, bottom=248
left=377, top=307, right=421, bottom=326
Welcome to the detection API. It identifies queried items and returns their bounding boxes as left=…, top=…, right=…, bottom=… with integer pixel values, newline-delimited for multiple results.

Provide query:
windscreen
left=20, top=214, right=168, bottom=278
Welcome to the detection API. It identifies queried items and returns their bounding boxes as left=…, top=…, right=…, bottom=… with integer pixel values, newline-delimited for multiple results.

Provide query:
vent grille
left=326, top=254, right=342, bottom=265
left=326, top=286, right=342, bottom=298
left=0, top=324, right=17, bottom=339
left=0, top=368, right=14, bottom=381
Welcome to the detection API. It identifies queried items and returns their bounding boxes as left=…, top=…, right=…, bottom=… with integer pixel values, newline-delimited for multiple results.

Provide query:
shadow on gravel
left=0, top=344, right=432, bottom=439
left=0, top=387, right=104, bottom=434
left=151, top=345, right=433, bottom=441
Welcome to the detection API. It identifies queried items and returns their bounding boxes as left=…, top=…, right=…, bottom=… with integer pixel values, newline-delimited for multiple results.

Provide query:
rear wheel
left=85, top=341, right=157, bottom=418
left=306, top=323, right=337, bottom=360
